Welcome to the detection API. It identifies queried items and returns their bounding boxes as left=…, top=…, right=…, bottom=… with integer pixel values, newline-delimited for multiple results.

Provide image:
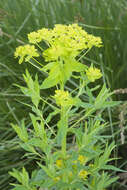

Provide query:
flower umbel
left=53, top=176, right=61, bottom=182
left=14, top=44, right=39, bottom=64
left=27, top=24, right=102, bottom=61
left=28, top=28, right=53, bottom=44
left=53, top=90, right=73, bottom=107
left=78, top=170, right=88, bottom=180
left=78, top=155, right=88, bottom=165
left=56, top=159, right=63, bottom=168
left=85, top=66, right=102, bottom=82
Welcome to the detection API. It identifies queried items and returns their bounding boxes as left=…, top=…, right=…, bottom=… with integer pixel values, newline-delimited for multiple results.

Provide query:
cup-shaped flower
left=56, top=159, right=63, bottom=168
left=14, top=44, right=39, bottom=64
left=85, top=65, right=102, bottom=82
left=28, top=28, right=53, bottom=44
left=53, top=90, right=73, bottom=107
left=78, top=170, right=89, bottom=180
left=78, top=155, right=88, bottom=165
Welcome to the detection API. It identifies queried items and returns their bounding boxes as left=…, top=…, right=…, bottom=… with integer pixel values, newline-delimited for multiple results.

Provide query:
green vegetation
left=9, top=23, right=120, bottom=190
left=0, top=0, right=127, bottom=189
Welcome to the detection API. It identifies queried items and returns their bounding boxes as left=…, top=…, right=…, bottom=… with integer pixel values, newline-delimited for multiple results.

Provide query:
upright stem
left=59, top=58, right=64, bottom=90
left=61, top=107, right=68, bottom=158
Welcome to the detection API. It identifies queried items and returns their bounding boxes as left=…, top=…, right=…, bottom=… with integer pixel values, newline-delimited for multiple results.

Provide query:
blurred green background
left=0, top=0, right=127, bottom=189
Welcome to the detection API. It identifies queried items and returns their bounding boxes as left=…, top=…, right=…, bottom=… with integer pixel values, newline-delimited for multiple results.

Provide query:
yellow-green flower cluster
left=28, top=24, right=102, bottom=61
left=14, top=44, right=39, bottom=64
left=78, top=155, right=88, bottom=165
left=78, top=170, right=88, bottom=180
left=53, top=90, right=72, bottom=107
left=56, top=159, right=63, bottom=168
left=89, top=163, right=94, bottom=168
left=28, top=28, right=53, bottom=44
left=53, top=176, right=60, bottom=182
left=85, top=66, right=102, bottom=82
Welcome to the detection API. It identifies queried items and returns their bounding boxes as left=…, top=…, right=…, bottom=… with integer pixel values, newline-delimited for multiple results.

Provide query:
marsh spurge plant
left=10, top=24, right=119, bottom=190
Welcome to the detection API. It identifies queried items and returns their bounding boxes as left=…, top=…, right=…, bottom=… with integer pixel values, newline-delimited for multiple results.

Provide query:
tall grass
left=0, top=0, right=127, bottom=189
